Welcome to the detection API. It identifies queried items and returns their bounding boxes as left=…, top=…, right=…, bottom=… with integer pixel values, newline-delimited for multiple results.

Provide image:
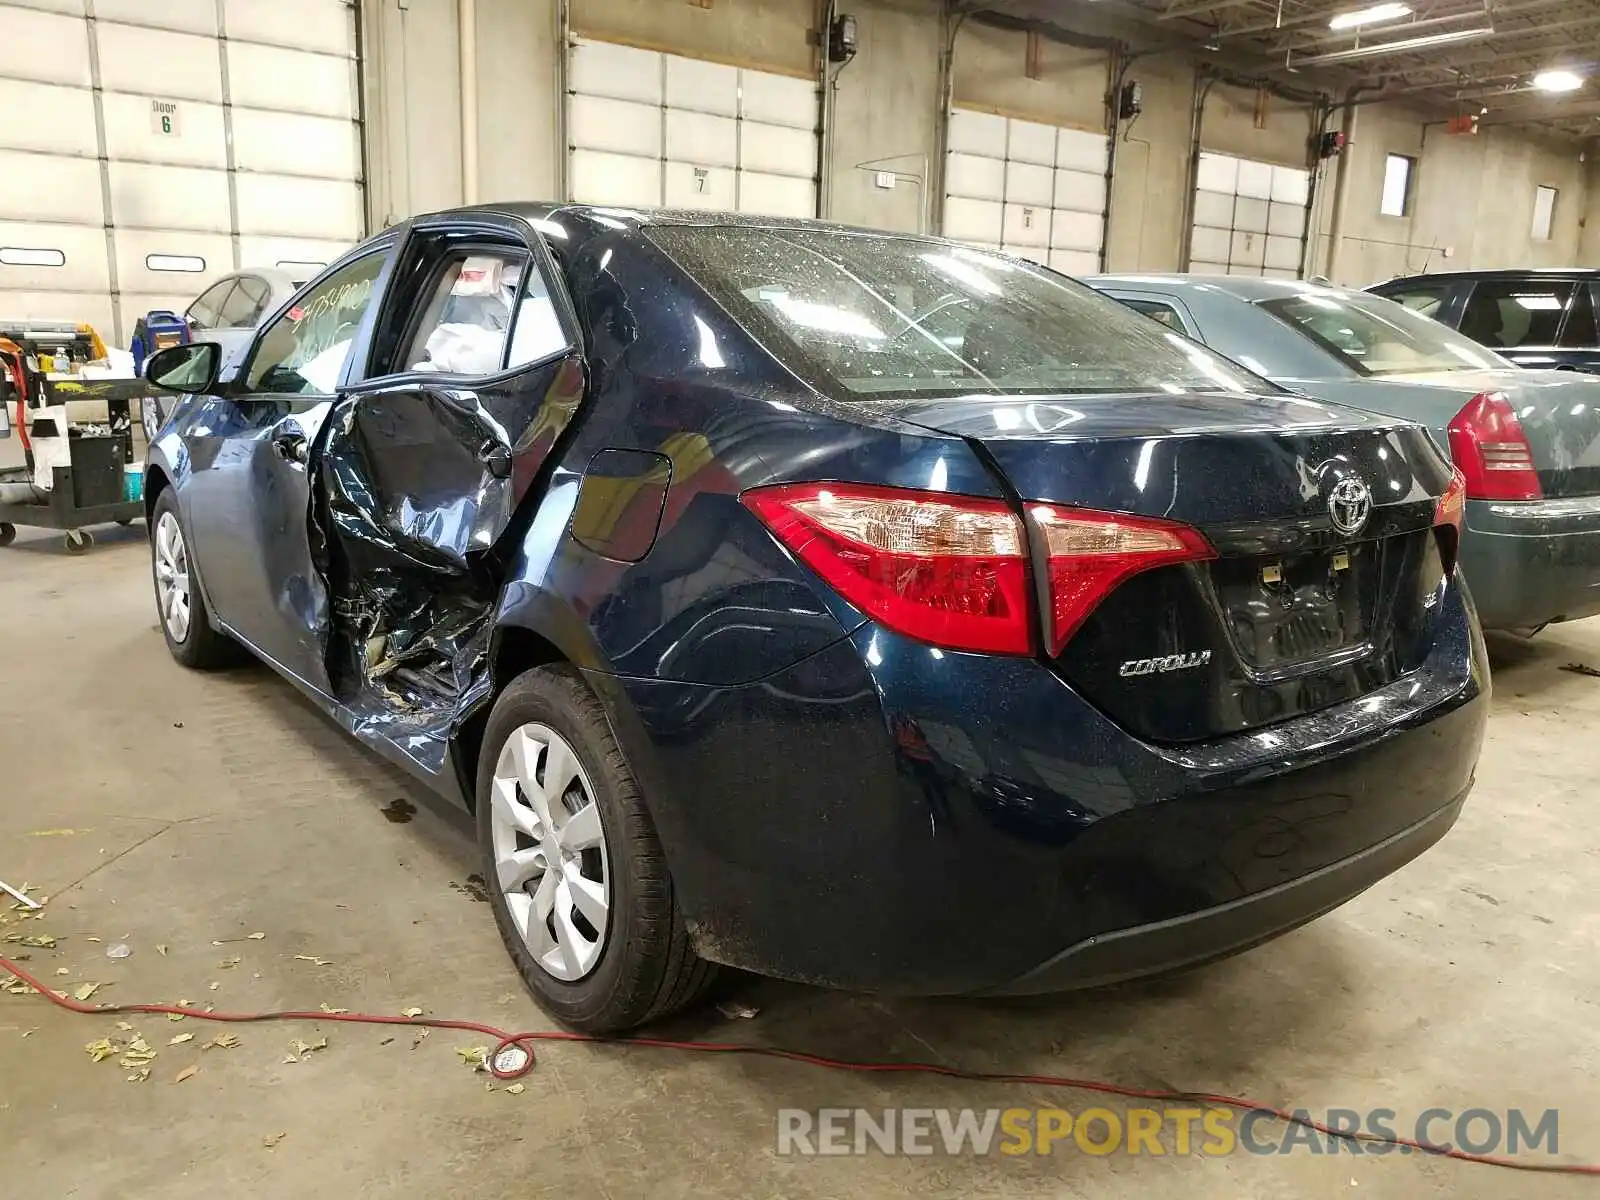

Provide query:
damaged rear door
left=315, top=216, right=586, bottom=738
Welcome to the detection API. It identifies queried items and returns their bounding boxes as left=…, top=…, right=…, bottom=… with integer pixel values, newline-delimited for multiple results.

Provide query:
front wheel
left=0, top=523, right=14, bottom=547
left=476, top=666, right=716, bottom=1033
left=150, top=490, right=243, bottom=669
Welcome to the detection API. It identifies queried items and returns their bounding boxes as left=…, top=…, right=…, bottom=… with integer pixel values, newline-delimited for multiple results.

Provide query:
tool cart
left=0, top=322, right=146, bottom=554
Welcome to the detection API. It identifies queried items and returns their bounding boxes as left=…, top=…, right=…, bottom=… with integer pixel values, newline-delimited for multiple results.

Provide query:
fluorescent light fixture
left=1290, top=25, right=1492, bottom=66
left=1329, top=3, right=1411, bottom=31
left=1533, top=69, right=1583, bottom=92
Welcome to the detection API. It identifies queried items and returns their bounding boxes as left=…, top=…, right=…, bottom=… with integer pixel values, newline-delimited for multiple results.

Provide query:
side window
left=1459, top=279, right=1575, bottom=348
left=1384, top=285, right=1449, bottom=320
left=216, top=278, right=262, bottom=328
left=242, top=253, right=387, bottom=396
left=1117, top=297, right=1192, bottom=335
left=187, top=280, right=234, bottom=330
left=232, top=275, right=272, bottom=327
left=1558, top=284, right=1598, bottom=349
left=402, top=251, right=525, bottom=376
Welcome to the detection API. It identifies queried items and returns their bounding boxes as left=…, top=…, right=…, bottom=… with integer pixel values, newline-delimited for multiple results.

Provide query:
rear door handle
left=272, top=429, right=308, bottom=465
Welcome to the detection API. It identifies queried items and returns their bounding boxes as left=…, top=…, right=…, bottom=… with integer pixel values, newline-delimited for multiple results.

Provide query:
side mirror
left=145, top=342, right=221, bottom=395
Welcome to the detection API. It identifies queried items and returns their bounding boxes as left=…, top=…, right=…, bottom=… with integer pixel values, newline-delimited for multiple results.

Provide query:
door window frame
left=1458, top=276, right=1581, bottom=352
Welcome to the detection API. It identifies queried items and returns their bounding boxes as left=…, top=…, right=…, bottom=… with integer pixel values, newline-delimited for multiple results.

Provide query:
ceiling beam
left=1153, top=0, right=1263, bottom=20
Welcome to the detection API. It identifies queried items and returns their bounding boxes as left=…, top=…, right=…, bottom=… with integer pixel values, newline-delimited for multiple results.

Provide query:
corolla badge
left=1119, top=651, right=1212, bottom=677
left=1326, top=476, right=1372, bottom=537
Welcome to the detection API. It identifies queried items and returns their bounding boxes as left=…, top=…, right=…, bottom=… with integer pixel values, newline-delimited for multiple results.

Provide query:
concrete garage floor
left=2, top=524, right=1597, bottom=1199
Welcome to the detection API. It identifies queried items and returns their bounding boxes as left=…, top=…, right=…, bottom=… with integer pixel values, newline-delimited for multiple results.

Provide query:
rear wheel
left=150, top=490, right=241, bottom=669
left=476, top=666, right=715, bottom=1033
left=0, top=523, right=14, bottom=547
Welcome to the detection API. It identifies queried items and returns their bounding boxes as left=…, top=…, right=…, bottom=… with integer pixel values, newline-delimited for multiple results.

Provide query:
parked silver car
left=1088, top=274, right=1600, bottom=632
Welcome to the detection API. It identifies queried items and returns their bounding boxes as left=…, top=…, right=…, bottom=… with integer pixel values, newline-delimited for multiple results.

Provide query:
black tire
left=0, top=523, right=14, bottom=547
left=476, top=665, right=716, bottom=1033
left=150, top=489, right=243, bottom=670
left=115, top=517, right=133, bottom=527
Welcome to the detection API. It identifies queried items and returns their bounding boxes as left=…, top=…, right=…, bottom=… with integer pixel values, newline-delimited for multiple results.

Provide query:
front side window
left=243, top=252, right=387, bottom=396
left=650, top=227, right=1269, bottom=399
left=1260, top=290, right=1507, bottom=376
left=187, top=280, right=234, bottom=330
left=1459, top=279, right=1576, bottom=349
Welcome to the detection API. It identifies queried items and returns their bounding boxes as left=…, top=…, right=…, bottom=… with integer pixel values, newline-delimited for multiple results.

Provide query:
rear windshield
left=1260, top=291, right=1508, bottom=376
left=649, top=226, right=1272, bottom=400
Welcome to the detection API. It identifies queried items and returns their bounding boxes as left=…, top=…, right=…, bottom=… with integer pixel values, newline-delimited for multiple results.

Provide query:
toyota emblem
left=1327, top=476, right=1372, bottom=537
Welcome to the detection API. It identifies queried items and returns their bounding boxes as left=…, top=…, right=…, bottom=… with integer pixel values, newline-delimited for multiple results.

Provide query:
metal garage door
left=0, top=0, right=363, bottom=344
left=567, top=38, right=818, bottom=218
left=1189, top=152, right=1309, bottom=279
left=942, top=107, right=1107, bottom=276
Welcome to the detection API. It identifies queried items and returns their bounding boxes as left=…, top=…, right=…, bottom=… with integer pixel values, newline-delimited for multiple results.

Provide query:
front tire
left=476, top=666, right=715, bottom=1033
left=150, top=490, right=241, bottom=669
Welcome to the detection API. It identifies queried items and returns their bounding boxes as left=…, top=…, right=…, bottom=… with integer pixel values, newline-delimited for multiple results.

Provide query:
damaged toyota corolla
left=140, top=205, right=1488, bottom=1033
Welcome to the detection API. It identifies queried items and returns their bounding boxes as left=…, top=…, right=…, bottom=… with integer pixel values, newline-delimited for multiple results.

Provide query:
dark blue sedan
left=140, top=206, right=1487, bottom=1032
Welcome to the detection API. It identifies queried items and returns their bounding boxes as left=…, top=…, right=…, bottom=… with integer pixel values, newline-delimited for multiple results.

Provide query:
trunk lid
left=1379, top=367, right=1600, bottom=498
left=888, top=390, right=1458, bottom=743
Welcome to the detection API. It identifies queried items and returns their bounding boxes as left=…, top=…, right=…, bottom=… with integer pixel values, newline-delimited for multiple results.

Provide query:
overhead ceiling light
left=1533, top=69, right=1584, bottom=92
left=1289, top=26, right=1493, bottom=67
left=1329, top=3, right=1411, bottom=31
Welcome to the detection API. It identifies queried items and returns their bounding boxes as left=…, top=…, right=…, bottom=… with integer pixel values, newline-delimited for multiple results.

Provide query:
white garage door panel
left=0, top=221, right=108, bottom=291
left=0, top=79, right=96, bottom=153
left=97, top=23, right=221, bottom=102
left=1236, top=160, right=1274, bottom=199
left=0, top=6, right=90, bottom=85
left=738, top=71, right=815, bottom=129
left=1049, top=249, right=1098, bottom=277
left=7, top=0, right=84, bottom=12
left=947, top=109, right=1005, bottom=156
left=945, top=108, right=1106, bottom=268
left=740, top=123, right=814, bottom=177
left=1192, top=260, right=1229, bottom=274
left=237, top=235, right=344, bottom=276
left=232, top=109, right=357, bottom=178
left=1229, top=230, right=1266, bottom=267
left=1271, top=165, right=1310, bottom=206
left=945, top=153, right=1004, bottom=201
left=5, top=290, right=115, bottom=329
left=665, top=162, right=736, bottom=210
left=227, top=42, right=353, bottom=119
left=1192, top=151, right=1309, bottom=279
left=109, top=163, right=229, bottom=232
left=236, top=175, right=361, bottom=240
left=95, top=0, right=214, bottom=35
left=123, top=290, right=202, bottom=319
left=102, top=94, right=226, bottom=168
left=665, top=56, right=737, bottom=115
left=224, top=0, right=348, bottom=55
left=943, top=196, right=1003, bottom=243
left=115, top=230, right=232, bottom=294
left=0, top=152, right=102, bottom=223
left=571, top=149, right=660, bottom=207
left=1004, top=161, right=1053, bottom=208
left=571, top=94, right=661, bottom=158
left=1050, top=208, right=1100, bottom=252
left=1195, top=153, right=1237, bottom=194
left=738, top=173, right=813, bottom=218
left=1234, top=197, right=1269, bottom=234
left=665, top=111, right=736, bottom=167
left=1190, top=226, right=1231, bottom=263
left=570, top=40, right=661, bottom=104
left=1267, top=202, right=1305, bottom=238
left=1265, top=235, right=1301, bottom=271
left=1193, top=190, right=1233, bottom=229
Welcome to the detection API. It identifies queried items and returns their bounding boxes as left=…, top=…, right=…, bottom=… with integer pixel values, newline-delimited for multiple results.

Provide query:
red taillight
left=1433, top=467, right=1466, bottom=574
left=741, top=483, right=1032, bottom=655
left=1031, top=506, right=1216, bottom=655
left=1447, top=392, right=1543, bottom=501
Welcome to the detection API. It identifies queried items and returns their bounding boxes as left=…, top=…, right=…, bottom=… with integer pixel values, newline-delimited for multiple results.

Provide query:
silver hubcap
left=153, top=511, right=192, bottom=643
left=490, top=724, right=610, bottom=982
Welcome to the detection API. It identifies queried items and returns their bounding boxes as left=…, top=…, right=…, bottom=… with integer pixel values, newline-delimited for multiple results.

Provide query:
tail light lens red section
left=744, top=483, right=1215, bottom=658
left=741, top=483, right=1032, bottom=655
left=1447, top=392, right=1543, bottom=501
left=1031, top=506, right=1217, bottom=656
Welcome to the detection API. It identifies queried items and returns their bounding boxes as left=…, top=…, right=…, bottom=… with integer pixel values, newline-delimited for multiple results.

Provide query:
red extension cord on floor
left=2, top=953, right=1595, bottom=1177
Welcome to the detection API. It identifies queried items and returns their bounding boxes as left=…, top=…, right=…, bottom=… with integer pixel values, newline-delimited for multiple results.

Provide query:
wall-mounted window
left=146, top=254, right=205, bottom=273
left=0, top=247, right=65, bottom=267
left=1532, top=186, right=1558, bottom=241
left=1380, top=154, right=1414, bottom=217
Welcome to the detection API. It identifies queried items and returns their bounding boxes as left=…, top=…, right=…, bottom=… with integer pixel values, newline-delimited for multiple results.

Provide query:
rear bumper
left=1462, top=495, right=1600, bottom=627
left=589, top=583, right=1488, bottom=995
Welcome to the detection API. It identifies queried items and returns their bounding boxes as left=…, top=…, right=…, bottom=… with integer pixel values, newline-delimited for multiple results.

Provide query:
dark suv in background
left=1369, top=269, right=1600, bottom=373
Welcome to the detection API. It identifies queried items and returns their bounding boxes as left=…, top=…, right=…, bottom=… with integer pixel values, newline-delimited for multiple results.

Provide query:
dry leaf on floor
left=247, top=933, right=266, bottom=941
left=289, top=1037, right=328, bottom=1057
left=3, top=978, right=34, bottom=995
left=505, top=1083, right=526, bottom=1095
left=166, top=1012, right=185, bottom=1022
left=53, top=968, right=68, bottom=976
left=84, top=937, right=100, bottom=943
left=281, top=1054, right=298, bottom=1065
left=19, top=934, right=57, bottom=948
left=115, top=1021, right=135, bottom=1032
left=401, top=1007, right=423, bottom=1018
left=716, top=1001, right=760, bottom=1020
left=263, top=1133, right=287, bottom=1149
left=21, top=1028, right=35, bottom=1038
left=294, top=955, right=334, bottom=966
left=204, top=1033, right=239, bottom=1051
left=208, top=982, right=220, bottom=992
left=169, top=1033, right=194, bottom=1046
left=73, top=982, right=102, bottom=1002
left=174, top=1065, right=198, bottom=1083
left=85, top=1038, right=116, bottom=1063
left=456, top=1045, right=488, bottom=1071
left=119, top=1048, right=157, bottom=1068
left=126, top=1067, right=150, bottom=1083
left=410, top=1028, right=429, bottom=1049
left=319, top=1003, right=348, bottom=1014
left=156, top=945, right=168, bottom=956
left=218, top=958, right=241, bottom=969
